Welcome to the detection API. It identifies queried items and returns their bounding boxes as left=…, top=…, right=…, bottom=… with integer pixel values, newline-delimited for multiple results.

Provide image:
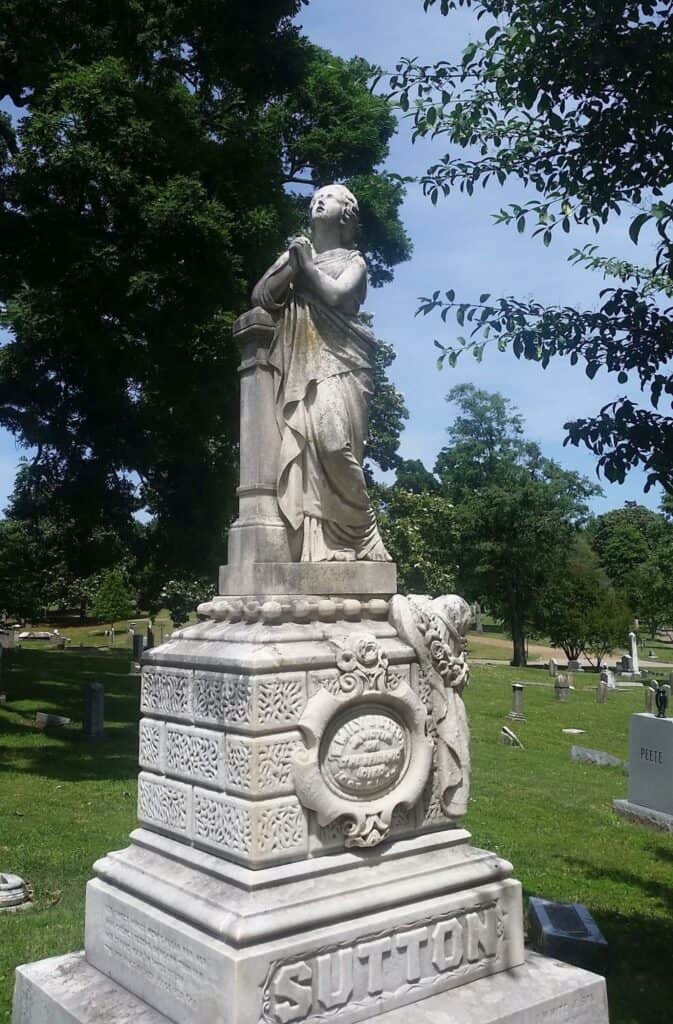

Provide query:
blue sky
left=0, top=1, right=664, bottom=514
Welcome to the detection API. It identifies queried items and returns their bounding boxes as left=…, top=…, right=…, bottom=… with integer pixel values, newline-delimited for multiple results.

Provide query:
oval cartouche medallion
left=322, top=708, right=409, bottom=798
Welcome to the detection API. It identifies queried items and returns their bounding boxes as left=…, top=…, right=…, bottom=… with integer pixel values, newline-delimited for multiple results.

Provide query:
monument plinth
left=12, top=184, right=608, bottom=1024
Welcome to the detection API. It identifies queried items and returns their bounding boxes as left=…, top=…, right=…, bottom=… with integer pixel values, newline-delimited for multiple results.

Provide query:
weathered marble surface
left=136, top=601, right=471, bottom=864
left=83, top=839, right=523, bottom=1024
left=13, top=951, right=608, bottom=1024
left=218, top=561, right=397, bottom=597
left=12, top=590, right=611, bottom=1024
left=251, top=184, right=390, bottom=564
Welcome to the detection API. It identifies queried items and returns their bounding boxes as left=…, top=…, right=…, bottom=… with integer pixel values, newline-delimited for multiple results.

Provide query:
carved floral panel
left=225, top=732, right=303, bottom=797
left=165, top=725, right=225, bottom=788
left=140, top=668, right=193, bottom=721
left=192, top=789, right=308, bottom=864
left=137, top=773, right=191, bottom=837
left=138, top=718, right=164, bottom=771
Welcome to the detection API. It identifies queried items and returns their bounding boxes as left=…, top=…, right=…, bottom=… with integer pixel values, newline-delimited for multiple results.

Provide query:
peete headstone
left=614, top=713, right=673, bottom=830
left=13, top=183, right=609, bottom=1024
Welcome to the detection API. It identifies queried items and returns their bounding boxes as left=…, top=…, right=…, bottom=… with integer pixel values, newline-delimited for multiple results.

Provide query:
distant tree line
left=0, top=1, right=411, bottom=619
left=376, top=384, right=671, bottom=667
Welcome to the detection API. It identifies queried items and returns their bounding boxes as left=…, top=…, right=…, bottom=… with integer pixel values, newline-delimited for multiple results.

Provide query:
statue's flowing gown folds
left=253, top=246, right=391, bottom=562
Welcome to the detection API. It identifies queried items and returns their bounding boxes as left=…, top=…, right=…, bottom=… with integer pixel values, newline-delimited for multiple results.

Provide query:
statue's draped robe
left=253, top=247, right=391, bottom=562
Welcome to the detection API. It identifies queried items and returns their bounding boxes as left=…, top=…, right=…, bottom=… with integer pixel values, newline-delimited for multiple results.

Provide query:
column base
left=218, top=561, right=398, bottom=597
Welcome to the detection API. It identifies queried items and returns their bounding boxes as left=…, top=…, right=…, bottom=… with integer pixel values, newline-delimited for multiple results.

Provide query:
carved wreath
left=291, top=633, right=432, bottom=849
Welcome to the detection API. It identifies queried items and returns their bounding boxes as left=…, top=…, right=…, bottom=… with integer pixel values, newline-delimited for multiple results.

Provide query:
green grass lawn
left=1, top=651, right=672, bottom=1022
left=8, top=610, right=178, bottom=653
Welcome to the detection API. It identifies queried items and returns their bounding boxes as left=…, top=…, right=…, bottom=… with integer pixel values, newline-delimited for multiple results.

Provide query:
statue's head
left=310, top=184, right=359, bottom=247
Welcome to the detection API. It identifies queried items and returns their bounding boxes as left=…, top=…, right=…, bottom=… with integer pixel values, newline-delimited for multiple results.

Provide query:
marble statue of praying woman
left=252, top=184, right=392, bottom=563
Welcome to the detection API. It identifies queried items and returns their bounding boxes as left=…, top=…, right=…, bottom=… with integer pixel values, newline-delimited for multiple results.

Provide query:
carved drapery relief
left=291, top=633, right=432, bottom=848
left=389, top=594, right=471, bottom=821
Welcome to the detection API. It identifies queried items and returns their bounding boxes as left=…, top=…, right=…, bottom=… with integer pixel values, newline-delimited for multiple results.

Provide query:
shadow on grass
left=0, top=649, right=140, bottom=782
left=557, top=857, right=673, bottom=1024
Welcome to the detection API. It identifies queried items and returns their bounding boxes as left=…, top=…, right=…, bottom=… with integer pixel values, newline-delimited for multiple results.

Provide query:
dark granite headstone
left=528, top=897, right=608, bottom=974
left=132, top=633, right=145, bottom=663
left=83, top=682, right=105, bottom=740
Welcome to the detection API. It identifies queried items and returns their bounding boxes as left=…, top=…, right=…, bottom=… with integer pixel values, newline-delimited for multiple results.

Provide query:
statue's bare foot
left=332, top=548, right=356, bottom=562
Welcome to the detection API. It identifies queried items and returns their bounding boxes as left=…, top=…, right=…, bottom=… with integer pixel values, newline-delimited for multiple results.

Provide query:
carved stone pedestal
left=12, top=592, right=611, bottom=1024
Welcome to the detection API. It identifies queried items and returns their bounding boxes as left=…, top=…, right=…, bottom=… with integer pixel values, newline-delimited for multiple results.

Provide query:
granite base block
left=12, top=950, right=608, bottom=1024
left=613, top=797, right=673, bottom=832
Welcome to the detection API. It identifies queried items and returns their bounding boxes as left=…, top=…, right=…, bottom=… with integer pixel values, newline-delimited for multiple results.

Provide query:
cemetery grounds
left=0, top=646, right=672, bottom=1024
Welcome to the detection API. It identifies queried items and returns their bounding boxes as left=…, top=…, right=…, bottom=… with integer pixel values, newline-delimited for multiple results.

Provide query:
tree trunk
left=510, top=617, right=527, bottom=667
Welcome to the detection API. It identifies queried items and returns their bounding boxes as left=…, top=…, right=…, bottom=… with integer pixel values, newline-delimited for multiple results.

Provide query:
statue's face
left=310, top=186, right=346, bottom=226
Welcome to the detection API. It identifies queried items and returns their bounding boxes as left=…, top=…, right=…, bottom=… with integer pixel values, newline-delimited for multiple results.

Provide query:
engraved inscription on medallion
left=322, top=709, right=408, bottom=799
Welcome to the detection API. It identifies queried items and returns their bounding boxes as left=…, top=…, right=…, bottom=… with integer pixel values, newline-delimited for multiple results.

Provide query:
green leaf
left=629, top=213, right=650, bottom=245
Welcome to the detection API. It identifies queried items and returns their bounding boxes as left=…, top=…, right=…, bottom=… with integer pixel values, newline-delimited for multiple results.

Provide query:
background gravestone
left=83, top=683, right=105, bottom=741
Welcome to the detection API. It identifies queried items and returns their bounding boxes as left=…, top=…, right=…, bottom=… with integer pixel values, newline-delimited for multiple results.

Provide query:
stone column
left=507, top=683, right=526, bottom=722
left=629, top=631, right=640, bottom=676
left=225, top=308, right=292, bottom=570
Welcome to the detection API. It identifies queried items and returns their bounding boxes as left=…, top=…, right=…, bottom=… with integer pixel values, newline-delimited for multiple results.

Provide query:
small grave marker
left=501, top=725, right=524, bottom=749
left=570, top=746, right=621, bottom=767
left=0, top=873, right=31, bottom=912
left=554, top=672, right=571, bottom=701
left=35, top=712, right=71, bottom=729
left=528, top=897, right=608, bottom=974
